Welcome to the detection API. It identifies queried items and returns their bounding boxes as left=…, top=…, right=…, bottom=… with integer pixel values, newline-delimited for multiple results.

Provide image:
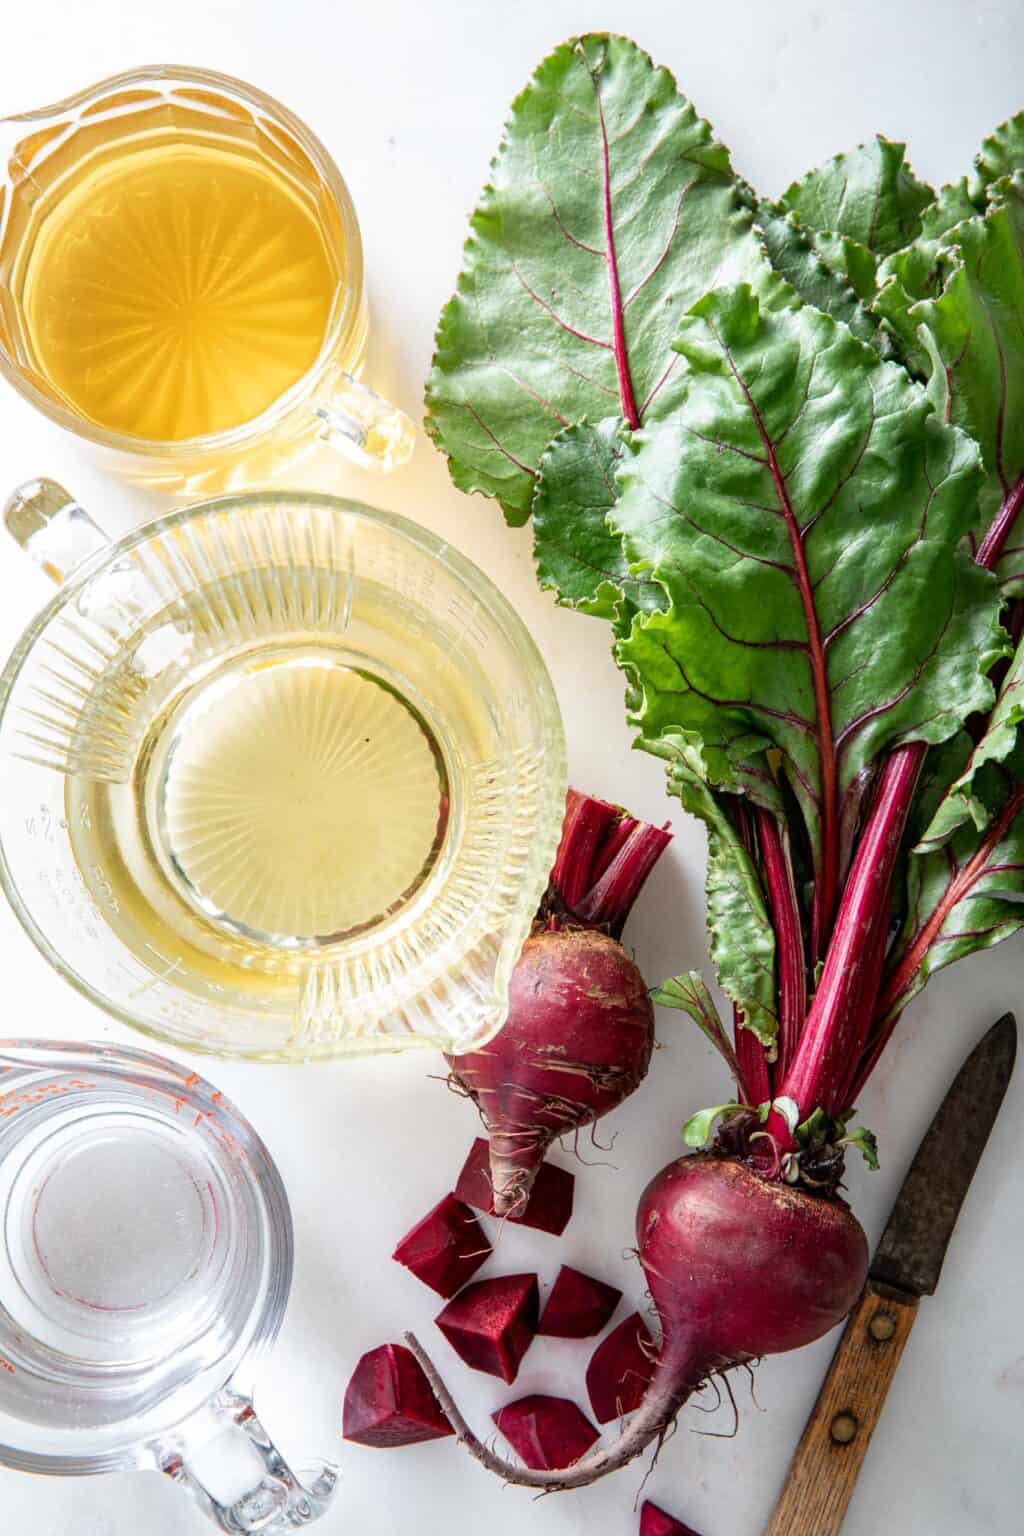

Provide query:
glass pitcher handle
left=313, top=371, right=415, bottom=473
left=161, top=1391, right=337, bottom=1533
left=4, top=477, right=111, bottom=585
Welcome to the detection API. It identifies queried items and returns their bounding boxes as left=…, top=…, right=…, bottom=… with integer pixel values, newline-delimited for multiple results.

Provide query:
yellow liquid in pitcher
left=19, top=138, right=339, bottom=440
left=66, top=637, right=451, bottom=1005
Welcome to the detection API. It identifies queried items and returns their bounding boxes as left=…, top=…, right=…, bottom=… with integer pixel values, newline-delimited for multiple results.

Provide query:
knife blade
left=763, top=1013, right=1017, bottom=1536
left=871, top=1011, right=1017, bottom=1295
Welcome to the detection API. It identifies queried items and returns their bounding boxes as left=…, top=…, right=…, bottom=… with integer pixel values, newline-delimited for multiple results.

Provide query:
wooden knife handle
left=763, top=1280, right=919, bottom=1536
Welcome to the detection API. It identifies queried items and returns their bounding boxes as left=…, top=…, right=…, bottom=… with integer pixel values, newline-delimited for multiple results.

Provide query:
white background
left=1, top=3, right=1022, bottom=1533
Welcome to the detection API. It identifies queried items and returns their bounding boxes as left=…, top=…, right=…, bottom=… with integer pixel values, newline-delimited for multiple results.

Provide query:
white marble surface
left=0, top=3, right=1022, bottom=1532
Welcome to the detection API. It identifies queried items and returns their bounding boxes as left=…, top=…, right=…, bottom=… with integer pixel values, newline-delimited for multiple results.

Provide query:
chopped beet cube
left=454, top=1137, right=574, bottom=1235
left=435, top=1272, right=539, bottom=1383
left=640, top=1499, right=702, bottom=1536
left=538, top=1265, right=622, bottom=1338
left=392, top=1192, right=491, bottom=1298
left=492, top=1393, right=600, bottom=1470
left=586, top=1311, right=656, bottom=1423
left=342, top=1343, right=453, bottom=1447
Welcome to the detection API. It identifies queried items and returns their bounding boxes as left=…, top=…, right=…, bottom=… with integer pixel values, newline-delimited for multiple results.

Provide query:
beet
left=408, top=1152, right=868, bottom=1489
left=392, top=1192, right=491, bottom=1298
left=446, top=790, right=669, bottom=1217
left=539, top=1265, right=622, bottom=1339
left=342, top=1344, right=453, bottom=1447
left=492, top=1394, right=600, bottom=1470
left=586, top=1312, right=655, bottom=1423
left=435, top=1273, right=539, bottom=1383
left=448, top=926, right=655, bottom=1215
left=640, top=1500, right=702, bottom=1536
left=455, top=1137, right=574, bottom=1235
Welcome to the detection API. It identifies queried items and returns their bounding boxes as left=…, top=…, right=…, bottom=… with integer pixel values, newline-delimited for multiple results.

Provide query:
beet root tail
left=488, top=1129, right=553, bottom=1217
left=403, top=1332, right=702, bottom=1491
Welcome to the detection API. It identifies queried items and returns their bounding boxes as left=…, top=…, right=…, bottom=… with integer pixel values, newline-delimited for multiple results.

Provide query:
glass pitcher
left=0, top=480, right=566, bottom=1060
left=0, top=66, right=414, bottom=493
left=0, top=1038, right=336, bottom=1531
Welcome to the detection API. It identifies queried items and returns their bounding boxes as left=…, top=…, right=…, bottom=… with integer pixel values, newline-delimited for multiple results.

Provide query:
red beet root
left=586, top=1312, right=655, bottom=1423
left=538, top=1265, right=621, bottom=1338
left=492, top=1395, right=600, bottom=1470
left=435, top=1273, right=539, bottom=1383
left=455, top=1137, right=574, bottom=1235
left=392, top=1192, right=491, bottom=1298
left=640, top=1499, right=702, bottom=1536
left=342, top=1344, right=452, bottom=1447
left=448, top=927, right=655, bottom=1215
left=408, top=1153, right=868, bottom=1489
left=446, top=790, right=669, bottom=1216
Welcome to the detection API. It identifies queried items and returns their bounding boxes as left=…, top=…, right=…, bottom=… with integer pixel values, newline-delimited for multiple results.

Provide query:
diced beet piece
left=586, top=1311, right=656, bottom=1423
left=492, top=1394, right=600, bottom=1470
left=538, top=1265, right=622, bottom=1338
left=392, top=1192, right=491, bottom=1298
left=342, top=1343, right=453, bottom=1447
left=640, top=1500, right=702, bottom=1536
left=435, top=1273, right=538, bottom=1383
left=454, top=1137, right=574, bottom=1235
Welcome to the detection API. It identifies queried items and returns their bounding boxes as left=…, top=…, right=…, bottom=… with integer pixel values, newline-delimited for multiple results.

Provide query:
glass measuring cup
left=0, top=66, right=414, bottom=494
left=0, top=1038, right=336, bottom=1531
left=0, top=479, right=566, bottom=1060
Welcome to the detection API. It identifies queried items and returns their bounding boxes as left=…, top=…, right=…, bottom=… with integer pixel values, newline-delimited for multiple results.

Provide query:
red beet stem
left=550, top=790, right=620, bottom=908
left=756, top=809, right=806, bottom=1080
left=733, top=1004, right=770, bottom=1106
left=589, top=815, right=638, bottom=883
left=976, top=467, right=1024, bottom=571
left=575, top=820, right=672, bottom=935
left=773, top=744, right=924, bottom=1135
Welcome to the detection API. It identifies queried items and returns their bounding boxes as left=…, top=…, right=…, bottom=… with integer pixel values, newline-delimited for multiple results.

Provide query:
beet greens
left=416, top=31, right=1024, bottom=1489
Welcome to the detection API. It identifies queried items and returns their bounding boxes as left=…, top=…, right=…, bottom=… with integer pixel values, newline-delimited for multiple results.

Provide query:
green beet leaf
left=532, top=418, right=665, bottom=620
left=424, top=33, right=762, bottom=524
left=682, top=1101, right=750, bottom=1149
left=805, top=229, right=877, bottom=302
left=872, top=180, right=980, bottom=376
left=906, top=176, right=1024, bottom=591
left=651, top=970, right=742, bottom=1076
left=614, top=278, right=1001, bottom=943
left=744, top=196, right=885, bottom=350
left=778, top=136, right=934, bottom=257
left=662, top=744, right=779, bottom=1043
left=972, top=111, right=1024, bottom=203
left=917, top=633, right=1024, bottom=845
left=884, top=737, right=1024, bottom=1019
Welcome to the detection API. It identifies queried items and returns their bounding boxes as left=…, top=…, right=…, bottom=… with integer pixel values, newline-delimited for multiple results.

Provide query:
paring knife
left=763, top=1012, right=1017, bottom=1536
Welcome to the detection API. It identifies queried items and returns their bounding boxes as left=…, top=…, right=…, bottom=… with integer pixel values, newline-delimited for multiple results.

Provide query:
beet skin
left=448, top=926, right=654, bottom=1215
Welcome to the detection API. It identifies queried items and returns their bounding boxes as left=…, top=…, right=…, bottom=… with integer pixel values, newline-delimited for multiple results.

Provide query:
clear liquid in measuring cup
left=0, top=1047, right=286, bottom=1464
left=65, top=610, right=452, bottom=1006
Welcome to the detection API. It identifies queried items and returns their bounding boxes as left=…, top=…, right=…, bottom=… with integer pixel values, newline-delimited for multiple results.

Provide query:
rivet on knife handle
left=762, top=1280, right=918, bottom=1536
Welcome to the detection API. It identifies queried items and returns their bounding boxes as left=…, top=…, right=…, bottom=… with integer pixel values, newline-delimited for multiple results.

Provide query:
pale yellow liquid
left=19, top=137, right=339, bottom=440
left=66, top=632, right=451, bottom=1008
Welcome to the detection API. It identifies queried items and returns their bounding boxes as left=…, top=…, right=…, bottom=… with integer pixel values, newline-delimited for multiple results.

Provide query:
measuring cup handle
left=161, top=1391, right=337, bottom=1533
left=313, top=370, right=415, bottom=473
left=4, top=478, right=111, bottom=585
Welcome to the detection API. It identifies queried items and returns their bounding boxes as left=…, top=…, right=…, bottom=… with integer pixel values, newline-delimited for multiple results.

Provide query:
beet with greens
left=413, top=31, right=1024, bottom=1491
